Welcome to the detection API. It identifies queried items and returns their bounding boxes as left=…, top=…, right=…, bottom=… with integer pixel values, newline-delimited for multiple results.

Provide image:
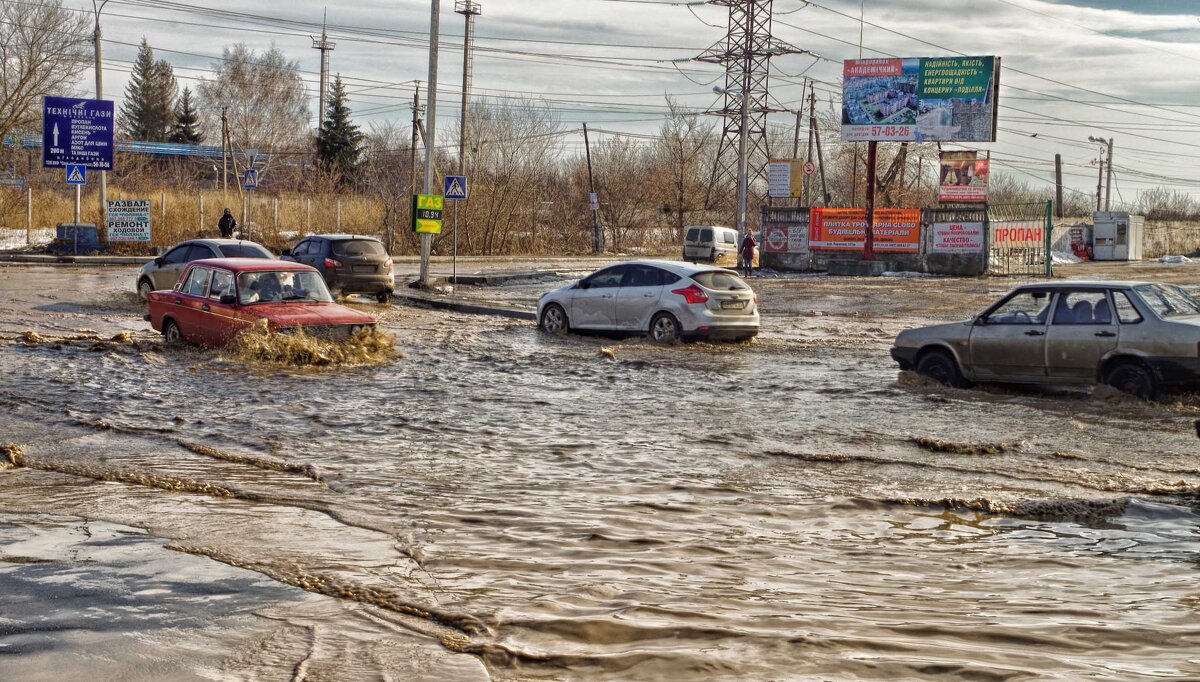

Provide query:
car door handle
left=174, top=298, right=182, bottom=305
left=201, top=304, right=210, bottom=312
left=643, top=293, right=655, bottom=298
left=1024, top=330, right=1044, bottom=336
left=1094, top=330, right=1116, bottom=337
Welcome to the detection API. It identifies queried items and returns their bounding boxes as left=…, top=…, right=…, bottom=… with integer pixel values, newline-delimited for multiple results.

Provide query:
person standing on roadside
left=218, top=208, right=237, bottom=239
left=739, top=231, right=756, bottom=278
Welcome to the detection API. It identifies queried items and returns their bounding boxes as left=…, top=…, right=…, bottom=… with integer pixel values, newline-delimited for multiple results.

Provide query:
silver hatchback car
left=136, top=239, right=274, bottom=299
left=891, top=281, right=1200, bottom=399
left=538, top=260, right=759, bottom=343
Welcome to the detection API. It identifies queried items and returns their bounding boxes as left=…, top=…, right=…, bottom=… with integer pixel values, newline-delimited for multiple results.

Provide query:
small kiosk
left=1091, top=212, right=1144, bottom=261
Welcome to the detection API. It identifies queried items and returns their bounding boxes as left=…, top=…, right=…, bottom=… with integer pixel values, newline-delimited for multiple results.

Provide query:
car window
left=332, top=239, right=387, bottom=257
left=182, top=267, right=211, bottom=297
left=219, top=243, right=272, bottom=258
left=690, top=270, right=749, bottom=291
left=1052, top=290, right=1112, bottom=325
left=700, top=228, right=713, bottom=243
left=723, top=231, right=737, bottom=244
left=209, top=270, right=234, bottom=300
left=686, top=228, right=700, bottom=242
left=185, top=245, right=217, bottom=262
left=584, top=266, right=626, bottom=289
left=161, top=245, right=189, bottom=265
left=1112, top=291, right=1143, bottom=324
left=238, top=270, right=333, bottom=304
left=622, top=265, right=667, bottom=288
left=1133, top=284, right=1200, bottom=319
left=986, top=291, right=1051, bottom=325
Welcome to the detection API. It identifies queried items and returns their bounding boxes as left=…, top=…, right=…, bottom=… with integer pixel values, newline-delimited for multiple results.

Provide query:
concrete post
left=26, top=188, right=32, bottom=244
left=273, top=197, right=279, bottom=230
left=336, top=199, right=342, bottom=230
left=199, top=195, right=205, bottom=232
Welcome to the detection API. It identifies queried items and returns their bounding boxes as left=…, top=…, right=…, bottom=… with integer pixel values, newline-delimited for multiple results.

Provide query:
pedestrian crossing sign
left=65, top=164, right=86, bottom=185
left=444, top=175, right=468, bottom=200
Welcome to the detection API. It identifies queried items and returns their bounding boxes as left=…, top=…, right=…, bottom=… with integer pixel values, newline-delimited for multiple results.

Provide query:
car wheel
left=137, top=278, right=153, bottom=301
left=163, top=319, right=184, bottom=346
left=540, top=303, right=569, bottom=336
left=915, top=349, right=969, bottom=388
left=1105, top=362, right=1158, bottom=400
left=376, top=291, right=391, bottom=304
left=649, top=312, right=682, bottom=344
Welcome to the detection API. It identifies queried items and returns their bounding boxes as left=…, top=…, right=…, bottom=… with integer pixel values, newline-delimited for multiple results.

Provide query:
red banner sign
left=809, top=208, right=921, bottom=253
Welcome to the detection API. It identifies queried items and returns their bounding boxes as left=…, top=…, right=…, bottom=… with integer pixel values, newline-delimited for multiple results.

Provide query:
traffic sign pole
left=443, top=175, right=468, bottom=290
left=452, top=201, right=458, bottom=290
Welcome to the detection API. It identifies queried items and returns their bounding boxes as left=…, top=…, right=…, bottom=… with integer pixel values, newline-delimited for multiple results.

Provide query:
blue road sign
left=444, top=175, right=468, bottom=200
left=42, top=97, right=115, bottom=170
left=243, top=169, right=258, bottom=190
left=65, top=164, right=86, bottom=185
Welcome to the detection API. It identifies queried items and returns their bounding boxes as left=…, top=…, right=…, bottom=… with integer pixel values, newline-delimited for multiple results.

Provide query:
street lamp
left=92, top=1, right=110, bottom=226
left=1087, top=135, right=1113, bottom=212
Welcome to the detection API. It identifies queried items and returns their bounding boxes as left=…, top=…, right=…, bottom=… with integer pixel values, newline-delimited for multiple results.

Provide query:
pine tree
left=168, top=87, right=205, bottom=144
left=118, top=39, right=177, bottom=141
left=316, top=76, right=364, bottom=185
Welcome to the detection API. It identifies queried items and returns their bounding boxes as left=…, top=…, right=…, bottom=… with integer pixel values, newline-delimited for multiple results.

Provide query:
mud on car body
left=891, top=281, right=1200, bottom=399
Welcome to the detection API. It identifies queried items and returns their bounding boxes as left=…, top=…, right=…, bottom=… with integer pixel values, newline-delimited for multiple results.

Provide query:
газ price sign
left=412, top=194, right=444, bottom=234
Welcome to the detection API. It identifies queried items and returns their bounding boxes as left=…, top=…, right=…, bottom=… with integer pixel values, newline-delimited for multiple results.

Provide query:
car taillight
left=324, top=258, right=341, bottom=268
left=672, top=283, right=709, bottom=304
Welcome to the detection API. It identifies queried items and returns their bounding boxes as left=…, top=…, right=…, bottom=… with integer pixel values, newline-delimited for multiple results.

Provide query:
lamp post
left=1087, top=135, right=1113, bottom=212
left=92, top=1, right=110, bottom=226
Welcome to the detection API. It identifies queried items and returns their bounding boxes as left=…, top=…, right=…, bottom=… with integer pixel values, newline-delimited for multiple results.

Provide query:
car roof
left=188, top=258, right=317, bottom=273
left=599, top=259, right=740, bottom=277
left=1016, top=280, right=1153, bottom=290
left=177, top=239, right=270, bottom=247
left=298, top=234, right=382, bottom=242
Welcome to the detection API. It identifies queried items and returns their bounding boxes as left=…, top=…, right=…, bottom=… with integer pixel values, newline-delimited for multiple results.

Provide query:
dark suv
left=281, top=235, right=395, bottom=303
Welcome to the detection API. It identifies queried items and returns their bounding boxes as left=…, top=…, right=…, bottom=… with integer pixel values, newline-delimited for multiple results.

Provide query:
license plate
left=721, top=300, right=746, bottom=310
left=353, top=265, right=376, bottom=273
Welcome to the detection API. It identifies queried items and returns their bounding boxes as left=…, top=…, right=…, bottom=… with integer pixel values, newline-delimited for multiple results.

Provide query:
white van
left=683, top=225, right=739, bottom=264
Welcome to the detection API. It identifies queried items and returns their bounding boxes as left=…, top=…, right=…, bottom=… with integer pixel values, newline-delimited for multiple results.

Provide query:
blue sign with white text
left=444, top=175, right=468, bottom=200
left=42, top=97, right=115, bottom=170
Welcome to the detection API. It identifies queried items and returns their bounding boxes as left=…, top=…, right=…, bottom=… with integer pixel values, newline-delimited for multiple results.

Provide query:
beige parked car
left=891, top=281, right=1200, bottom=399
left=135, top=239, right=273, bottom=299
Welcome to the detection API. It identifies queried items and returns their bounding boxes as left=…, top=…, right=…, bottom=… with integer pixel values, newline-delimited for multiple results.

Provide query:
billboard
left=939, top=151, right=990, bottom=203
left=841, top=56, right=999, bottom=142
left=809, top=208, right=921, bottom=253
left=931, top=222, right=985, bottom=253
left=767, top=159, right=803, bottom=198
left=106, top=199, right=151, bottom=242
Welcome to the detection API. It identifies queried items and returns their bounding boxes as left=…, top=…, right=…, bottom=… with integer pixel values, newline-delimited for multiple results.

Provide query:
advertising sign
left=992, top=221, right=1044, bottom=247
left=931, top=222, right=984, bottom=253
left=841, top=56, right=999, bottom=142
left=106, top=200, right=152, bottom=242
left=762, top=225, right=789, bottom=253
left=939, top=151, right=990, bottom=203
left=767, top=159, right=803, bottom=198
left=810, top=208, right=921, bottom=253
left=412, top=193, right=444, bottom=234
left=42, top=96, right=115, bottom=170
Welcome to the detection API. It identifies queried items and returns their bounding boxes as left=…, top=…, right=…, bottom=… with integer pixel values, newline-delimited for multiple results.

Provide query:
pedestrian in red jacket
left=739, top=232, right=756, bottom=278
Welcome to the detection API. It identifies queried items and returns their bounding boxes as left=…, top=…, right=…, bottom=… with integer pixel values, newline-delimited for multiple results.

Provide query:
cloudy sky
left=55, top=0, right=1200, bottom=203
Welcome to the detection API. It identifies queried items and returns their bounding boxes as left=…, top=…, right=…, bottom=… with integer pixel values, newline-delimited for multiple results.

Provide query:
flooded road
left=2, top=263, right=1200, bottom=680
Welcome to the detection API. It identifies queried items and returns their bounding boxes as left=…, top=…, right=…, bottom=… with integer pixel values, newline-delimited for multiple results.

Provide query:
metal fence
left=986, top=201, right=1053, bottom=277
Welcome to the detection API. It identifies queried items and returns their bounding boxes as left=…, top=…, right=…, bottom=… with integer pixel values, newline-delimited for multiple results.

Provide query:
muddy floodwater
left=2, top=262, right=1200, bottom=680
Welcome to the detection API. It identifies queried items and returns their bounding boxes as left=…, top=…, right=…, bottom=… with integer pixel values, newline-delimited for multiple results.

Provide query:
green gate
left=986, top=200, right=1053, bottom=277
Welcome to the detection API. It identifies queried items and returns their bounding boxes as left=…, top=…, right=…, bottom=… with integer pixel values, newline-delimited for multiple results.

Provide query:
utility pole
left=311, top=11, right=336, bottom=135
left=809, top=86, right=829, bottom=207
left=1054, top=153, right=1064, bottom=218
left=583, top=123, right=601, bottom=252
left=1088, top=135, right=1114, bottom=212
left=1104, top=139, right=1113, bottom=211
left=803, top=82, right=814, bottom=207
left=92, top=0, right=110, bottom=227
left=411, top=85, right=421, bottom=201
left=455, top=0, right=480, bottom=259
left=418, top=0, right=441, bottom=287
left=221, top=107, right=229, bottom=197
left=694, top=1, right=803, bottom=230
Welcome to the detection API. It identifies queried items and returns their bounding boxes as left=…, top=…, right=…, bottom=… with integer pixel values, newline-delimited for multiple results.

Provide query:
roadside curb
left=448, top=269, right=575, bottom=286
left=393, top=290, right=536, bottom=321
left=0, top=254, right=152, bottom=265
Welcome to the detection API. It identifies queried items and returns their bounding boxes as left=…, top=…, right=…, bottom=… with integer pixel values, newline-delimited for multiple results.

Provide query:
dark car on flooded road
left=136, top=239, right=273, bottom=300
left=891, top=281, right=1200, bottom=400
left=281, top=235, right=395, bottom=303
left=145, top=258, right=377, bottom=348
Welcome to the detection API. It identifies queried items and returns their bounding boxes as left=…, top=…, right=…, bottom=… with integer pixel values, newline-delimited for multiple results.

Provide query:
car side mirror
left=219, top=294, right=237, bottom=305
left=280, top=249, right=291, bottom=258
left=577, top=280, right=590, bottom=290
left=173, top=283, right=182, bottom=291
left=974, top=315, right=987, bottom=326
left=153, top=257, right=164, bottom=266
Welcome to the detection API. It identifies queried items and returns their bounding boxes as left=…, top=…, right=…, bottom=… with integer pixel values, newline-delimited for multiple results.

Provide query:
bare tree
left=0, top=0, right=91, bottom=140
left=652, top=97, right=716, bottom=240
left=195, top=44, right=310, bottom=181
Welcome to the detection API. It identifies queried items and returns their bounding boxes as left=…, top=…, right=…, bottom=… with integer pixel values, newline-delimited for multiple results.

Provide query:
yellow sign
left=412, top=193, right=444, bottom=234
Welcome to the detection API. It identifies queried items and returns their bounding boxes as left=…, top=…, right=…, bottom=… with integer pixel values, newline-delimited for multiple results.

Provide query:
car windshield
left=237, top=270, right=333, bottom=304
left=690, top=270, right=749, bottom=291
left=219, top=243, right=273, bottom=258
left=332, top=239, right=386, bottom=257
left=1133, top=284, right=1200, bottom=319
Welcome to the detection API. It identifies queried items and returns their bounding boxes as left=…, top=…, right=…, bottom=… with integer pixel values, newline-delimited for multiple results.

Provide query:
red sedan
left=146, top=258, right=378, bottom=347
